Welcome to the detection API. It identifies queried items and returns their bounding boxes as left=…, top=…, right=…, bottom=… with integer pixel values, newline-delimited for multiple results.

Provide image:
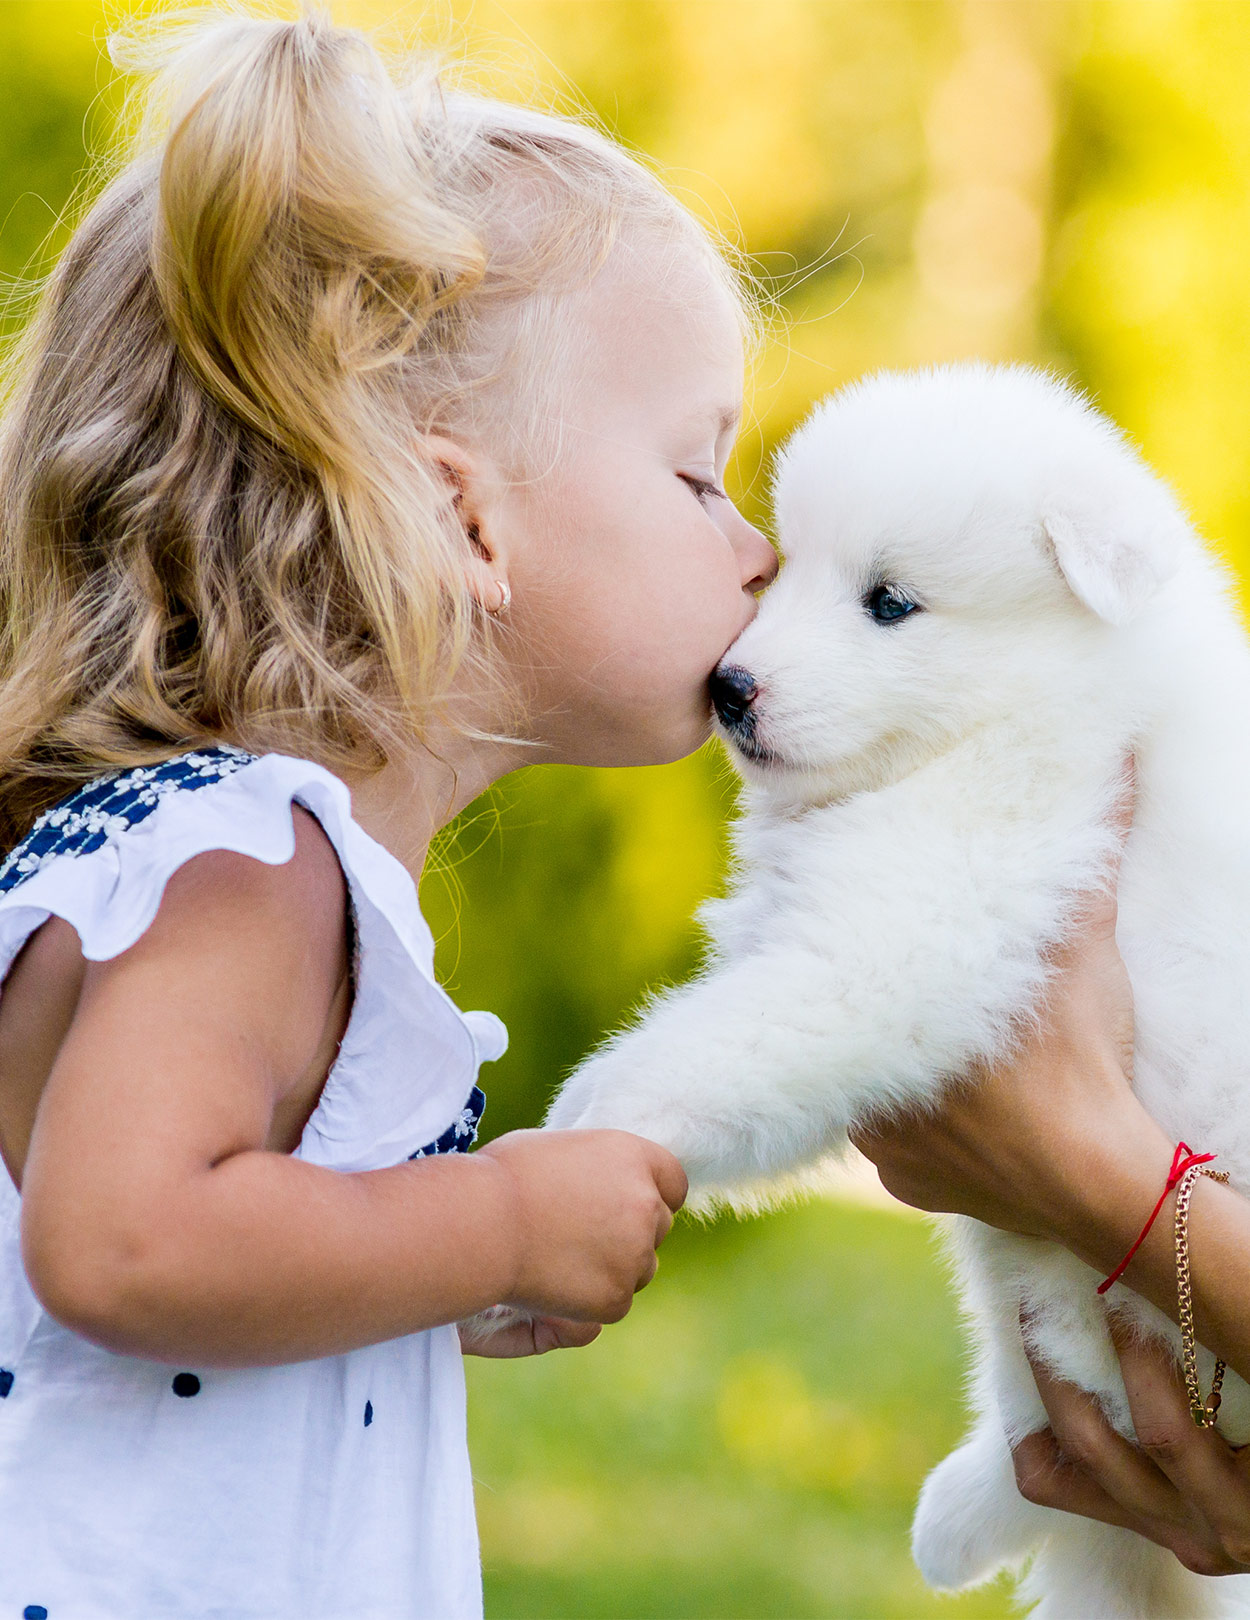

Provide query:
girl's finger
left=1109, top=1318, right=1250, bottom=1560
left=460, top=1312, right=602, bottom=1358
left=529, top=1316, right=603, bottom=1354
left=633, top=1249, right=659, bottom=1293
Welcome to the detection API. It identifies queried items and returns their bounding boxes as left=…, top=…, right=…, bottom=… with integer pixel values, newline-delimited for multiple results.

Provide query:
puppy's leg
left=1023, top=1524, right=1243, bottom=1620
left=911, top=1412, right=1050, bottom=1589
left=545, top=944, right=949, bottom=1195
left=941, top=1225, right=1250, bottom=1618
left=915, top=1419, right=1250, bottom=1618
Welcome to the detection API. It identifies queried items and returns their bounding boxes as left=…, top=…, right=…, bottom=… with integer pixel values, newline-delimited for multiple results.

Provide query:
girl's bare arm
left=18, top=813, right=686, bottom=1367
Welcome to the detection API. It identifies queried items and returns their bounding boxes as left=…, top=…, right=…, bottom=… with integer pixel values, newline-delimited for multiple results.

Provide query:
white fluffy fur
left=546, top=362, right=1250, bottom=1617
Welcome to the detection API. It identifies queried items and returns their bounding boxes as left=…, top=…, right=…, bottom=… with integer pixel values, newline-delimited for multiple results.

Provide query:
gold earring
left=486, top=579, right=511, bottom=617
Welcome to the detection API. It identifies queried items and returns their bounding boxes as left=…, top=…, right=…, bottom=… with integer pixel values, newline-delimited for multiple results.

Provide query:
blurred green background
left=6, top=2, right=1250, bottom=1614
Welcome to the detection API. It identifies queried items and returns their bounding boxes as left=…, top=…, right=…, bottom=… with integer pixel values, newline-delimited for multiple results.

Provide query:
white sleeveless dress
left=0, top=746, right=507, bottom=1620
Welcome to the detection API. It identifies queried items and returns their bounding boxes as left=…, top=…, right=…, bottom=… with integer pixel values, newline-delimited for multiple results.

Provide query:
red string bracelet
left=1096, top=1141, right=1218, bottom=1295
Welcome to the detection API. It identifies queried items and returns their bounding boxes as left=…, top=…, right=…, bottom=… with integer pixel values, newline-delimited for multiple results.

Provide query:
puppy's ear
left=1042, top=505, right=1181, bottom=626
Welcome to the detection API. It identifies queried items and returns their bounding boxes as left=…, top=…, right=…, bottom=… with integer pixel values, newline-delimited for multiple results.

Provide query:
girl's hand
left=16, top=819, right=685, bottom=1368
left=1014, top=1317, right=1250, bottom=1577
left=476, top=1126, right=688, bottom=1324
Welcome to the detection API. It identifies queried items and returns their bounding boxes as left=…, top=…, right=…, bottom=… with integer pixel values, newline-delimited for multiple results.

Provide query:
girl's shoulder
left=0, top=745, right=261, bottom=896
left=0, top=744, right=506, bottom=1171
left=0, top=746, right=363, bottom=967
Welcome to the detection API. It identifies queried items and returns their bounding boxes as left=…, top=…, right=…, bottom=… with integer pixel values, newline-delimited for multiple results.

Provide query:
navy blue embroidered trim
left=409, top=1085, right=486, bottom=1159
left=0, top=745, right=259, bottom=894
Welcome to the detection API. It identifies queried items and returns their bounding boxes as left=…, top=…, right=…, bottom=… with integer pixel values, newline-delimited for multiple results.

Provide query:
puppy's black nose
left=710, top=664, right=758, bottom=729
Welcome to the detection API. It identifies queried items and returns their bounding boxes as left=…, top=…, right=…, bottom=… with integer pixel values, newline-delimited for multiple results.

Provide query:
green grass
left=467, top=1199, right=1017, bottom=1619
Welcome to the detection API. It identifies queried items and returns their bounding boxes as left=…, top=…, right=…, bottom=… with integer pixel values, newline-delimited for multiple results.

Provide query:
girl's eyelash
left=681, top=474, right=727, bottom=505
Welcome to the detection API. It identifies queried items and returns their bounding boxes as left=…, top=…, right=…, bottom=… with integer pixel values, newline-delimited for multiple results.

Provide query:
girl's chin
left=652, top=709, right=718, bottom=767
left=546, top=694, right=716, bottom=768
left=599, top=716, right=714, bottom=770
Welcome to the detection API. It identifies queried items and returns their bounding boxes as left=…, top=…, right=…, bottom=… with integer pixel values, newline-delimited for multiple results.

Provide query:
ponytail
left=0, top=3, right=754, bottom=848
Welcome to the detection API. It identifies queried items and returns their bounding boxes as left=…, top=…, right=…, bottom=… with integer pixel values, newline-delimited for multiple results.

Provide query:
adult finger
left=1108, top=755, right=1137, bottom=851
left=1027, top=1345, right=1184, bottom=1531
left=1063, top=756, right=1137, bottom=945
left=1110, top=1318, right=1250, bottom=1565
left=1027, top=1362, right=1245, bottom=1576
left=1011, top=1427, right=1154, bottom=1536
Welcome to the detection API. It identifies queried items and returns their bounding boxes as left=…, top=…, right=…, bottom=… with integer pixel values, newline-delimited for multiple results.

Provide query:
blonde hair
left=0, top=2, right=756, bottom=849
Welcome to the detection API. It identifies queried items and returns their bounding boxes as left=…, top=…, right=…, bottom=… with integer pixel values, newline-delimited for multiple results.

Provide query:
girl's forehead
left=572, top=259, right=745, bottom=407
left=599, top=254, right=740, bottom=343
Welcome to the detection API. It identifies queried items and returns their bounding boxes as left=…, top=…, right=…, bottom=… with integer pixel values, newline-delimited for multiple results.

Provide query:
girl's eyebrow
left=681, top=404, right=742, bottom=437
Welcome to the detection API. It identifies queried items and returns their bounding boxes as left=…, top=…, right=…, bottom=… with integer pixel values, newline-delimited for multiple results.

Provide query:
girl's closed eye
left=681, top=473, right=728, bottom=506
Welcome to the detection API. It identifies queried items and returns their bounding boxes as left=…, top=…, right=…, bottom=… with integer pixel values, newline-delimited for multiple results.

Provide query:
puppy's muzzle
left=710, top=664, right=759, bottom=736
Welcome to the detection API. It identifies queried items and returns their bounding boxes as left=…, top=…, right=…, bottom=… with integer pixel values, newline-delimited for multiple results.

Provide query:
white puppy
left=546, top=362, right=1250, bottom=1618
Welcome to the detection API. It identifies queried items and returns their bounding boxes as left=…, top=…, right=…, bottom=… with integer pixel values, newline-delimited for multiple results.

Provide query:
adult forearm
left=1051, top=1118, right=1250, bottom=1387
left=857, top=1035, right=1250, bottom=1387
left=27, top=1149, right=520, bottom=1366
left=1112, top=1169, right=1250, bottom=1385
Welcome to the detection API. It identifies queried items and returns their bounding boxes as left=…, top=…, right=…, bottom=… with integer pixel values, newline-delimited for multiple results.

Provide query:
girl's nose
left=740, top=523, right=779, bottom=595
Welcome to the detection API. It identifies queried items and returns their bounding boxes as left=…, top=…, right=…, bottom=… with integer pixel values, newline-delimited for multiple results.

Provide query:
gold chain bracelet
left=1174, top=1161, right=1230, bottom=1428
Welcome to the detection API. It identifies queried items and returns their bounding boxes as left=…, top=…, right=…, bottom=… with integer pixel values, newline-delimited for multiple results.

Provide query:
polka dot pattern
left=0, top=745, right=500, bottom=1611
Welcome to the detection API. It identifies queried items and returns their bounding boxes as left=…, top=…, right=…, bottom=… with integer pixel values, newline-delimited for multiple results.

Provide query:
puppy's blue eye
left=864, top=584, right=920, bottom=624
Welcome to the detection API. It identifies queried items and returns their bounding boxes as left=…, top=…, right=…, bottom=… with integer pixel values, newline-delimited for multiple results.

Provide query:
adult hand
left=1014, top=1316, right=1250, bottom=1576
left=851, top=767, right=1250, bottom=1570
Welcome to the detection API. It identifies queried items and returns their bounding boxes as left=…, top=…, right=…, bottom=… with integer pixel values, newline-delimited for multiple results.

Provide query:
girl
left=0, top=7, right=763, bottom=1615
left=2, top=5, right=1249, bottom=1616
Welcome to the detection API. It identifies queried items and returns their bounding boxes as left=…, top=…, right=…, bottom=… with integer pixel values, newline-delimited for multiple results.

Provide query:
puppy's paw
left=912, top=1420, right=1043, bottom=1591
left=546, top=1053, right=671, bottom=1139
left=458, top=1304, right=533, bottom=1348
left=544, top=1066, right=601, bottom=1131
left=554, top=1088, right=691, bottom=1161
left=547, top=1054, right=743, bottom=1199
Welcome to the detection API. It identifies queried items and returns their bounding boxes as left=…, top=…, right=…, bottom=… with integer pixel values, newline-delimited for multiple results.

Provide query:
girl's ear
left=420, top=433, right=511, bottom=618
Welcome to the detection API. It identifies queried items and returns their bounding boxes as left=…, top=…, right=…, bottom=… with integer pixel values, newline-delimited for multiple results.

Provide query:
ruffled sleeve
left=0, top=750, right=347, bottom=968
left=0, top=747, right=508, bottom=1173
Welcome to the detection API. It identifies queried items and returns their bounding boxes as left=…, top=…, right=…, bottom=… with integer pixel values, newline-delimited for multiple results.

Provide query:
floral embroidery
left=0, top=746, right=258, bottom=894
left=408, top=1086, right=486, bottom=1160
